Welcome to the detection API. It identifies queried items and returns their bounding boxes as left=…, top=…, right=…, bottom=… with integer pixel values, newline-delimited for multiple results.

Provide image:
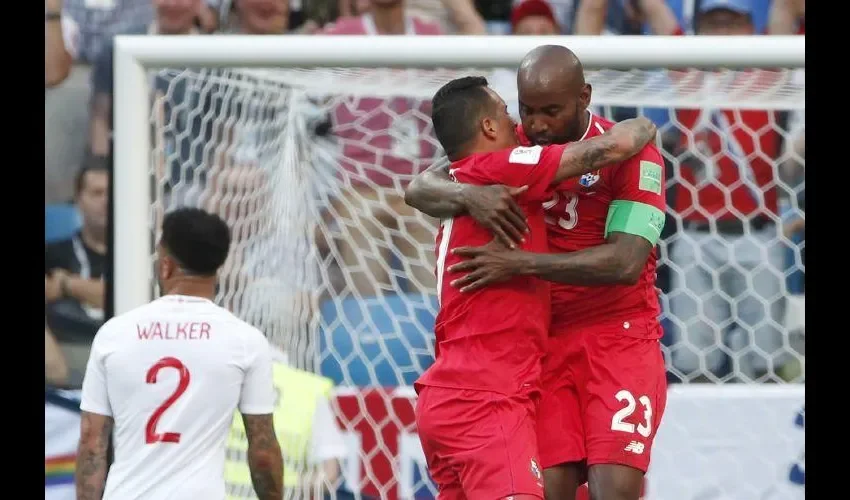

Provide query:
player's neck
left=163, top=278, right=217, bottom=302
left=370, top=4, right=406, bottom=34
left=569, top=110, right=592, bottom=143
left=80, top=225, right=107, bottom=255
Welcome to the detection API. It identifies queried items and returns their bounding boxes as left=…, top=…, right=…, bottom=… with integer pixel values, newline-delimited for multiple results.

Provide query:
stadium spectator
left=661, top=0, right=792, bottom=383
left=322, top=1, right=443, bottom=296
left=45, top=324, right=70, bottom=387
left=215, top=0, right=290, bottom=33
left=769, top=0, right=805, bottom=34
left=405, top=0, right=486, bottom=34
left=45, top=0, right=80, bottom=89
left=89, top=0, right=204, bottom=158
left=46, top=0, right=154, bottom=204
left=45, top=159, right=109, bottom=385
left=511, top=0, right=561, bottom=34
left=226, top=348, right=350, bottom=498
left=575, top=0, right=681, bottom=36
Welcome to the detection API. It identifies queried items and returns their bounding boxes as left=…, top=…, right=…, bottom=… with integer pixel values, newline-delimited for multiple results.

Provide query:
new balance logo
left=624, top=441, right=645, bottom=454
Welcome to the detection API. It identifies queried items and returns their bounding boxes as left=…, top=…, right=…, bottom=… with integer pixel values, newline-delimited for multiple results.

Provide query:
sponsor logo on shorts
left=624, top=441, right=645, bottom=454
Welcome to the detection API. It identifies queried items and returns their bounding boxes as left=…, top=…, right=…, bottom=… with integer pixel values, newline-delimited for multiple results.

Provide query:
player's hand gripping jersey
left=80, top=295, right=275, bottom=500
left=415, top=143, right=569, bottom=396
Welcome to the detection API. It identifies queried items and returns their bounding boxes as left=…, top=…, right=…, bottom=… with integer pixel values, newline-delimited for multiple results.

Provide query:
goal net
left=114, top=35, right=805, bottom=500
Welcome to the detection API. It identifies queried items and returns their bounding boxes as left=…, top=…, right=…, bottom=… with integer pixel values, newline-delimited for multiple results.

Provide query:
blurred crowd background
left=45, top=0, right=806, bottom=389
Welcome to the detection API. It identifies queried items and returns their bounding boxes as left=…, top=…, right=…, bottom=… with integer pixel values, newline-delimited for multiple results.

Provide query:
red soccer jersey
left=536, top=113, right=666, bottom=337
left=415, top=144, right=568, bottom=396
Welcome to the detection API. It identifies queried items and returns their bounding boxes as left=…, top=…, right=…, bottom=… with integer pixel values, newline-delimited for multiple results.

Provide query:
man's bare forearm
left=67, top=276, right=105, bottom=308
left=76, top=413, right=112, bottom=500
left=248, top=449, right=284, bottom=500
left=404, top=158, right=467, bottom=218
left=519, top=235, right=647, bottom=286
left=243, top=414, right=284, bottom=500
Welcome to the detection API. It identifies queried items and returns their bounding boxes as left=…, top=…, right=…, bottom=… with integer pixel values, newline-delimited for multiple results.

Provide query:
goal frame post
left=112, top=34, right=805, bottom=316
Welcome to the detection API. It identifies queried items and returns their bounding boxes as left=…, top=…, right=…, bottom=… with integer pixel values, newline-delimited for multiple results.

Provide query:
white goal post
left=112, top=34, right=804, bottom=314
left=112, top=35, right=805, bottom=499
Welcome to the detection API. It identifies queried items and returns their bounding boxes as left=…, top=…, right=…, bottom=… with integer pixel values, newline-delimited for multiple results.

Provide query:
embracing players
left=413, top=76, right=657, bottom=499
left=76, top=208, right=283, bottom=500
left=407, top=46, right=668, bottom=500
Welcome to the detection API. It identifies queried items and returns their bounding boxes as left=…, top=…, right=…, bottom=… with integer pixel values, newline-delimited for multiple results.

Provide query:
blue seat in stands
left=319, top=293, right=438, bottom=387
left=45, top=204, right=81, bottom=243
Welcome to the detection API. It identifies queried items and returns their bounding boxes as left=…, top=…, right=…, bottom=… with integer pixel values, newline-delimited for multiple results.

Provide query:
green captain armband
left=604, top=200, right=666, bottom=246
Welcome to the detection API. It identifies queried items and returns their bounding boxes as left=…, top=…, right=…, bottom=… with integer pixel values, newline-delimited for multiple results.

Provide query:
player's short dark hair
left=161, top=208, right=231, bottom=277
left=431, top=76, right=495, bottom=159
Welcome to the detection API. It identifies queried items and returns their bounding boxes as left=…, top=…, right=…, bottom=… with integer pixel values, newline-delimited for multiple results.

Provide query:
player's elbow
left=247, top=444, right=283, bottom=471
left=608, top=245, right=643, bottom=285
left=403, top=176, right=425, bottom=209
left=614, top=259, right=642, bottom=285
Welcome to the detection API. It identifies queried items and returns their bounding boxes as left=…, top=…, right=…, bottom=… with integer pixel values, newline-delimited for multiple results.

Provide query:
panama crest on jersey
left=579, top=170, right=600, bottom=187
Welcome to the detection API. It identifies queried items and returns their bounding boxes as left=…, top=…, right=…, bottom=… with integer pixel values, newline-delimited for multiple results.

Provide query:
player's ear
left=159, top=254, right=175, bottom=281
left=480, top=116, right=498, bottom=141
left=579, top=83, right=592, bottom=110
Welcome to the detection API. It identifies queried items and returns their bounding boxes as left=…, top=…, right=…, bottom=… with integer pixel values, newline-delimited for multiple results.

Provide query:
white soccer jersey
left=80, top=294, right=275, bottom=500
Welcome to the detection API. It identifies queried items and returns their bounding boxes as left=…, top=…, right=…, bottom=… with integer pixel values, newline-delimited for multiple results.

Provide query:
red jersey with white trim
left=415, top=144, right=567, bottom=395
left=518, top=113, right=666, bottom=337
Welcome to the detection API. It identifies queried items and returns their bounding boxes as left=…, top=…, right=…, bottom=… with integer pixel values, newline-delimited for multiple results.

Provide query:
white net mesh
left=147, top=65, right=804, bottom=499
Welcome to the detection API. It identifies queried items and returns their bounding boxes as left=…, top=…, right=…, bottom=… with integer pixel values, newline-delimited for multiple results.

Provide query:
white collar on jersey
left=158, top=294, right=214, bottom=304
left=578, top=109, right=595, bottom=141
left=361, top=13, right=416, bottom=35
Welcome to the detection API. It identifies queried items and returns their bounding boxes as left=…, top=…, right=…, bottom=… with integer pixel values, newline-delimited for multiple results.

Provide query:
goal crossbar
left=112, top=34, right=806, bottom=315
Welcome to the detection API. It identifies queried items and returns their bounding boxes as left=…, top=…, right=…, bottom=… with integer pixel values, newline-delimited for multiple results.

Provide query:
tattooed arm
left=552, top=117, right=657, bottom=183
left=243, top=413, right=284, bottom=500
left=76, top=411, right=113, bottom=500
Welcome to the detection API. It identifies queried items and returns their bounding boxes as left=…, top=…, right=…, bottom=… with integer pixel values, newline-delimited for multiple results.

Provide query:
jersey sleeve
left=79, top=327, right=112, bottom=417
left=309, top=395, right=348, bottom=465
left=605, top=144, right=667, bottom=246
left=238, top=332, right=276, bottom=415
left=459, top=144, right=567, bottom=203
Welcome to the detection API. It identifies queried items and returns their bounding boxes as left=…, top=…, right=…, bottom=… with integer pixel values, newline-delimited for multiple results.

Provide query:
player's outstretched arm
left=552, top=117, right=657, bottom=184
left=405, top=157, right=531, bottom=247
left=75, top=411, right=113, bottom=500
left=243, top=413, right=284, bottom=500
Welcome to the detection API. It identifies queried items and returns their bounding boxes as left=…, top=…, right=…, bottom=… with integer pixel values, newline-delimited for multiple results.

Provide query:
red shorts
left=537, top=320, right=668, bottom=473
left=415, top=386, right=544, bottom=499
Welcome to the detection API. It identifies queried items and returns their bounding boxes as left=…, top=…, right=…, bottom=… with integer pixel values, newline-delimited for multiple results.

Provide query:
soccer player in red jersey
left=413, top=76, right=657, bottom=500
left=407, top=46, right=668, bottom=500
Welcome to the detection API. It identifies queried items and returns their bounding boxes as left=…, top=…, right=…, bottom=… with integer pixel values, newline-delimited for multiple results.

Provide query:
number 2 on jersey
left=145, top=357, right=191, bottom=444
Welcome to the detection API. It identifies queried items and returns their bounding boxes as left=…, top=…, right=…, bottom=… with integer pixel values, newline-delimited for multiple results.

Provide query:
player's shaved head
left=516, top=45, right=592, bottom=146
left=518, top=45, right=585, bottom=93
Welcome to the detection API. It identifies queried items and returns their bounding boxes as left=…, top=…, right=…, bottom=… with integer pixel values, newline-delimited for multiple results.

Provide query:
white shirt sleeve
left=309, top=395, right=348, bottom=465
left=79, top=331, right=112, bottom=416
left=238, top=333, right=276, bottom=415
left=60, top=13, right=80, bottom=60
